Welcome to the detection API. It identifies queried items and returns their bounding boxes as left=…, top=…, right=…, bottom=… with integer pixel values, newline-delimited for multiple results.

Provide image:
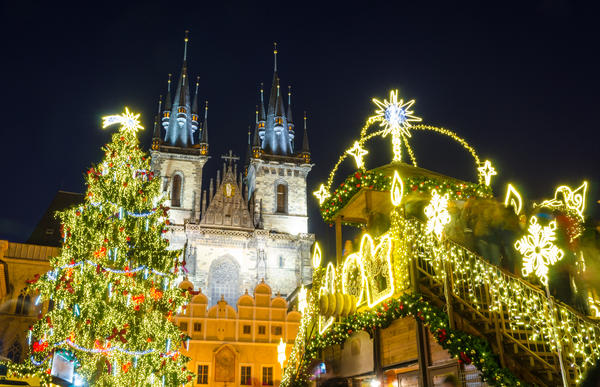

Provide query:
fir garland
left=320, top=170, right=492, bottom=224
left=302, top=293, right=526, bottom=387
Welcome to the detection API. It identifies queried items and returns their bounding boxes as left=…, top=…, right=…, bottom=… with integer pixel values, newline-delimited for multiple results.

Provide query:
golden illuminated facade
left=175, top=279, right=300, bottom=386
left=0, top=241, right=54, bottom=364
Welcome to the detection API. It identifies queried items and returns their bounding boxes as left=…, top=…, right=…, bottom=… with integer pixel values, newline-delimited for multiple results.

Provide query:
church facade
left=150, top=37, right=314, bottom=306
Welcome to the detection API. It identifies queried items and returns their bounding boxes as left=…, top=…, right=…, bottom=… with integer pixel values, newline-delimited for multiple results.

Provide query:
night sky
left=1, top=1, right=599, bottom=256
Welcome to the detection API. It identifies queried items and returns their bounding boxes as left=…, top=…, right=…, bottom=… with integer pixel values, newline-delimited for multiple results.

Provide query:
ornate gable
left=201, top=153, right=254, bottom=230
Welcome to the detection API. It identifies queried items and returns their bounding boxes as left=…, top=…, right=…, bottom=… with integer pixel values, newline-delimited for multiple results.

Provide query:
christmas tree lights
left=15, top=109, right=193, bottom=386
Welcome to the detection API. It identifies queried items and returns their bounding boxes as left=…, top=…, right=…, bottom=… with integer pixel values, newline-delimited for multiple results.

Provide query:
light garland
left=478, top=160, right=497, bottom=186
left=515, top=217, right=564, bottom=286
left=15, top=109, right=194, bottom=387
left=536, top=181, right=588, bottom=221
left=102, top=107, right=144, bottom=134
left=424, top=189, right=451, bottom=240
left=504, top=183, right=523, bottom=215
left=345, top=141, right=369, bottom=169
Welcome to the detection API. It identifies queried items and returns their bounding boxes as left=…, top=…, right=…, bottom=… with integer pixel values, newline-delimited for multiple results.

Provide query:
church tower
left=246, top=44, right=313, bottom=235
left=151, top=31, right=209, bottom=225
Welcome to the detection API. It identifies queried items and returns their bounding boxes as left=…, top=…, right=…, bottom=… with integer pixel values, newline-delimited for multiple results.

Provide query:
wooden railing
left=402, top=217, right=600, bottom=386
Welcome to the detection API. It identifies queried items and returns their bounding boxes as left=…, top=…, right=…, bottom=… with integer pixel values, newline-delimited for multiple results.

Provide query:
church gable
left=201, top=152, right=254, bottom=229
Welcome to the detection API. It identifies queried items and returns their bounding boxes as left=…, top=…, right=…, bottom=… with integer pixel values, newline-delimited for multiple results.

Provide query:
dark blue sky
left=1, top=1, right=598, bottom=255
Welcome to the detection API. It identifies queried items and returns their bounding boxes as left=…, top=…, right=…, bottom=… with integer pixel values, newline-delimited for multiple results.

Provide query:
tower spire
left=152, top=95, right=163, bottom=149
left=287, top=85, right=293, bottom=123
left=259, top=83, right=266, bottom=121
left=192, top=76, right=200, bottom=114
left=183, top=30, right=189, bottom=61
left=301, top=111, right=311, bottom=158
left=273, top=42, right=278, bottom=73
left=199, top=100, right=209, bottom=155
left=165, top=74, right=172, bottom=109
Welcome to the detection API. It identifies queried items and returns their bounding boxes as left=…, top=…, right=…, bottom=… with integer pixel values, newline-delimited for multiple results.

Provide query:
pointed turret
left=287, top=85, right=295, bottom=150
left=260, top=43, right=292, bottom=156
left=163, top=31, right=195, bottom=147
left=152, top=96, right=163, bottom=150
left=300, top=111, right=311, bottom=164
left=191, top=76, right=200, bottom=137
left=161, top=74, right=172, bottom=131
left=199, top=100, right=209, bottom=155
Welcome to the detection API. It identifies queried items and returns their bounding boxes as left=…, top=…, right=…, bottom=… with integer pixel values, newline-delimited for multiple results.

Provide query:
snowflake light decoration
left=478, top=160, right=497, bottom=186
left=424, top=189, right=451, bottom=240
left=346, top=141, right=368, bottom=169
left=515, top=217, right=564, bottom=286
left=102, top=107, right=144, bottom=134
left=313, top=184, right=330, bottom=205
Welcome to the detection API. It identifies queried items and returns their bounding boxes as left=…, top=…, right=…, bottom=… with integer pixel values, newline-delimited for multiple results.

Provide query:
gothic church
left=150, top=36, right=314, bottom=306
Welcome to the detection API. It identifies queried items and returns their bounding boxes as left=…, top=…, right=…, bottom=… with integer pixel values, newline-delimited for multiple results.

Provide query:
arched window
left=208, top=256, right=240, bottom=306
left=6, top=341, right=22, bottom=363
left=14, top=290, right=29, bottom=315
left=172, top=174, right=182, bottom=207
left=276, top=184, right=287, bottom=213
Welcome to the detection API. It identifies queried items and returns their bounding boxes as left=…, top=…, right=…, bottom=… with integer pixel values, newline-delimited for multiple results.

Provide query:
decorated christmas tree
left=26, top=108, right=193, bottom=386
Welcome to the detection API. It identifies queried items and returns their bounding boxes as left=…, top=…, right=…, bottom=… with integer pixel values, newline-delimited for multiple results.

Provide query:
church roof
left=27, top=190, right=84, bottom=247
left=200, top=152, right=254, bottom=230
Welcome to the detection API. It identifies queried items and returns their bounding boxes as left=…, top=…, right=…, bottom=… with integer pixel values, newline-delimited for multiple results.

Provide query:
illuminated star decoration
left=346, top=141, right=369, bottom=169
left=277, top=338, right=286, bottom=368
left=478, top=160, right=497, bottom=186
left=102, top=107, right=144, bottom=134
left=313, top=184, right=331, bottom=205
left=515, top=217, right=564, bottom=286
left=424, top=189, right=451, bottom=240
left=370, top=90, right=421, bottom=162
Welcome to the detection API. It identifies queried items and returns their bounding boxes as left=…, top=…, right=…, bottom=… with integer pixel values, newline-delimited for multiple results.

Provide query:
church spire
left=273, top=42, right=278, bottom=73
left=152, top=96, right=163, bottom=150
left=300, top=111, right=311, bottom=164
left=199, top=100, right=209, bottom=155
left=192, top=76, right=200, bottom=114
left=163, top=31, right=196, bottom=147
left=259, top=83, right=266, bottom=122
left=287, top=85, right=293, bottom=124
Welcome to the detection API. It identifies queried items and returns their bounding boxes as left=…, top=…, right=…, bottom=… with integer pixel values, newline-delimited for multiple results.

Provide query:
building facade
left=175, top=279, right=300, bottom=387
left=0, top=241, right=54, bottom=364
left=151, top=37, right=314, bottom=305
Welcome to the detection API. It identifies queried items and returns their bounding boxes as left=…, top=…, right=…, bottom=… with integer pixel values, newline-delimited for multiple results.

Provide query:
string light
left=515, top=217, right=564, bottom=286
left=504, top=183, right=523, bottom=215
left=313, top=184, right=330, bottom=205
left=424, top=189, right=451, bottom=240
left=102, top=107, right=144, bottom=134
left=536, top=181, right=588, bottom=221
left=345, top=141, right=369, bottom=169
left=477, top=160, right=497, bottom=186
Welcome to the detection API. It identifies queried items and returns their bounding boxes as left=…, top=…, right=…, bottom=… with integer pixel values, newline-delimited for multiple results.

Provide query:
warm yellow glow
left=390, top=170, right=404, bottom=207
left=360, top=233, right=394, bottom=308
left=504, top=183, right=523, bottom=215
left=318, top=263, right=337, bottom=334
left=102, top=107, right=144, bottom=134
left=277, top=338, right=286, bottom=368
left=341, top=252, right=365, bottom=307
left=370, top=90, right=421, bottom=139
left=313, top=184, right=330, bottom=205
left=297, top=285, right=308, bottom=314
left=424, top=189, right=451, bottom=240
left=537, top=181, right=588, bottom=220
left=515, top=217, right=564, bottom=286
left=478, top=160, right=497, bottom=186
left=346, top=141, right=369, bottom=169
left=312, top=242, right=322, bottom=268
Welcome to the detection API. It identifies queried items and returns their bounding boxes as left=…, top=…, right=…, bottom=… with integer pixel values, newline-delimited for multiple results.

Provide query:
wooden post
left=373, top=328, right=384, bottom=386
left=411, top=247, right=430, bottom=386
left=335, top=217, right=342, bottom=266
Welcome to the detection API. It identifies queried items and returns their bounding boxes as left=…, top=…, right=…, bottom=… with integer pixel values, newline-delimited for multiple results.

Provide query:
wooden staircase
left=403, top=218, right=600, bottom=386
